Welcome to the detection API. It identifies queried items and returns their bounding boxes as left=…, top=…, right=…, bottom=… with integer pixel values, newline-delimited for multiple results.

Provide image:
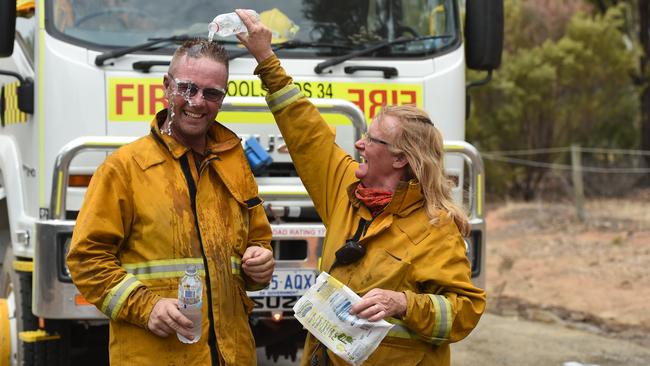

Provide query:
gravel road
left=453, top=313, right=650, bottom=366
left=259, top=312, right=650, bottom=366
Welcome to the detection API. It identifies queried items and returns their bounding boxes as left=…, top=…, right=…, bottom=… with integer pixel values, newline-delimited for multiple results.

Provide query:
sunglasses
left=168, top=73, right=226, bottom=102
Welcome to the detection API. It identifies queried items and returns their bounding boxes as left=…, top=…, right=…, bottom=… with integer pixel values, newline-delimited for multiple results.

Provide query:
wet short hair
left=169, top=39, right=229, bottom=74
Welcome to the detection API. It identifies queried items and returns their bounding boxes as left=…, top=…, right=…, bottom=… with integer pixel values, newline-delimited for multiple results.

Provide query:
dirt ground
left=453, top=191, right=650, bottom=365
left=262, top=193, right=650, bottom=366
left=452, top=313, right=650, bottom=366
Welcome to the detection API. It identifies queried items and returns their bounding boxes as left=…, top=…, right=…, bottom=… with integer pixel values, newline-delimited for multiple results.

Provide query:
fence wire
left=482, top=147, right=650, bottom=174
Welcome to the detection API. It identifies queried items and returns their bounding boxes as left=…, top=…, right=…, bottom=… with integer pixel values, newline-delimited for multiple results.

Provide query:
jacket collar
left=151, top=109, right=241, bottom=160
left=347, top=179, right=424, bottom=218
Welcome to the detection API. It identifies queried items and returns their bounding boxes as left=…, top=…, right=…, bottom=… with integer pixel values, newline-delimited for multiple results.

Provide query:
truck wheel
left=0, top=245, right=64, bottom=366
left=1, top=245, right=37, bottom=365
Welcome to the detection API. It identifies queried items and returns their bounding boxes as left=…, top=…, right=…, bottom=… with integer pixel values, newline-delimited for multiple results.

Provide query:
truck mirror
left=465, top=0, right=504, bottom=71
left=17, top=78, right=34, bottom=114
left=0, top=73, right=33, bottom=125
left=0, top=0, right=17, bottom=57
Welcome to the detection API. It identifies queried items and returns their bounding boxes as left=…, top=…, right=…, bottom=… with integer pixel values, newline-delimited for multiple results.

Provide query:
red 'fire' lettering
left=401, top=90, right=416, bottom=105
left=348, top=89, right=364, bottom=116
left=137, top=85, right=145, bottom=115
left=115, top=84, right=134, bottom=115
left=149, top=84, right=167, bottom=114
left=368, top=90, right=387, bottom=118
left=347, top=88, right=418, bottom=120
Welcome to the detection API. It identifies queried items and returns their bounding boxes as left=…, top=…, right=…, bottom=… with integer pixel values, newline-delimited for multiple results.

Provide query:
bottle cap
left=185, top=264, right=198, bottom=275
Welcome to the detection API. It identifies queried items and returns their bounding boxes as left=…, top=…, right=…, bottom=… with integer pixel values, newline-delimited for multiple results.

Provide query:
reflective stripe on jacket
left=67, top=111, right=272, bottom=366
left=255, top=55, right=486, bottom=366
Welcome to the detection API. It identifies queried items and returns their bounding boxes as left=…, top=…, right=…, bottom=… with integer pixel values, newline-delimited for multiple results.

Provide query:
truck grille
left=271, top=240, right=308, bottom=260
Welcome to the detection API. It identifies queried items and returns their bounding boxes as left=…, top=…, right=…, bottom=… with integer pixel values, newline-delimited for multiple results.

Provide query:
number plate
left=249, top=269, right=318, bottom=297
left=250, top=296, right=298, bottom=311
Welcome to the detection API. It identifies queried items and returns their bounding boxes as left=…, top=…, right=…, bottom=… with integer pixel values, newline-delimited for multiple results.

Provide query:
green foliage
left=467, top=0, right=640, bottom=199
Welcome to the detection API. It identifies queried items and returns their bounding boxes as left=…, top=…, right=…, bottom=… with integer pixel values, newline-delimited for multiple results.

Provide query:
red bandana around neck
left=355, top=184, right=393, bottom=216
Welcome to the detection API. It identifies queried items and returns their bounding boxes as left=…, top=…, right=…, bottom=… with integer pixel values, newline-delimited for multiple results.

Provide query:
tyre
left=0, top=245, right=69, bottom=366
left=1, top=245, right=37, bottom=366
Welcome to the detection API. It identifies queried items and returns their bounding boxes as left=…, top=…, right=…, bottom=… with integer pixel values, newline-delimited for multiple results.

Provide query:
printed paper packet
left=293, top=272, right=394, bottom=366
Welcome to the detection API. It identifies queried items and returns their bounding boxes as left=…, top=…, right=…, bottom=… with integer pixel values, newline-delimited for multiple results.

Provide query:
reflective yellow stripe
left=105, top=258, right=206, bottom=318
left=109, top=279, right=141, bottom=320
left=266, top=84, right=304, bottom=113
left=476, top=174, right=483, bottom=216
left=231, top=256, right=241, bottom=275
left=428, top=294, right=452, bottom=344
left=38, top=0, right=45, bottom=206
left=55, top=171, right=63, bottom=217
left=385, top=295, right=452, bottom=346
left=123, top=258, right=205, bottom=280
left=100, top=274, right=142, bottom=319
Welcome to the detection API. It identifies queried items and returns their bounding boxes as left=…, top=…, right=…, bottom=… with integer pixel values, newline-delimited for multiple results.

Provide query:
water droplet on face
left=166, top=99, right=176, bottom=135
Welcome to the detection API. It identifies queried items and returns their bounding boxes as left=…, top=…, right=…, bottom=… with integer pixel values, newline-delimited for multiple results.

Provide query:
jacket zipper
left=179, top=154, right=220, bottom=365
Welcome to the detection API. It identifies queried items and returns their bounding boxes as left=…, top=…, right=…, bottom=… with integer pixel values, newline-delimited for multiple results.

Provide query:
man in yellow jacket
left=236, top=10, right=485, bottom=366
left=67, top=40, right=274, bottom=365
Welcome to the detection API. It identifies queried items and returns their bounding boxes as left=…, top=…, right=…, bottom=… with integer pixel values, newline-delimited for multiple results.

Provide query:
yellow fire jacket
left=67, top=111, right=272, bottom=366
left=255, top=55, right=486, bottom=366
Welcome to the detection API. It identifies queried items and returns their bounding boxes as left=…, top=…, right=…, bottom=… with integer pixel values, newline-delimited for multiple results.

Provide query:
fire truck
left=0, top=0, right=502, bottom=364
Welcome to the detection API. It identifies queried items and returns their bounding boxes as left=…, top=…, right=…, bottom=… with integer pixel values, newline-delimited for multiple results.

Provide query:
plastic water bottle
left=177, top=264, right=202, bottom=344
left=208, top=10, right=260, bottom=40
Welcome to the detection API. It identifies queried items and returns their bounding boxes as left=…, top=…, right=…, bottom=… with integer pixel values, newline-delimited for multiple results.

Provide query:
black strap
left=179, top=154, right=220, bottom=365
left=245, top=196, right=262, bottom=208
left=350, top=218, right=368, bottom=242
left=329, top=218, right=368, bottom=271
left=310, top=342, right=329, bottom=366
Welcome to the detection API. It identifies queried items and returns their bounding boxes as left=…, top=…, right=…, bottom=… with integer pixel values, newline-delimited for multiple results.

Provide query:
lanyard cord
left=350, top=218, right=368, bottom=242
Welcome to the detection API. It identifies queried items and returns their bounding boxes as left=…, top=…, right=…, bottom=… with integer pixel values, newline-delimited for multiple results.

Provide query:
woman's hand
left=235, top=9, right=274, bottom=63
left=349, top=288, right=407, bottom=322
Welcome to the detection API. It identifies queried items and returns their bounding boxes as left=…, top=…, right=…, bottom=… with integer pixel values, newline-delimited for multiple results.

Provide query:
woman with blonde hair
left=379, top=105, right=470, bottom=236
left=237, top=9, right=485, bottom=366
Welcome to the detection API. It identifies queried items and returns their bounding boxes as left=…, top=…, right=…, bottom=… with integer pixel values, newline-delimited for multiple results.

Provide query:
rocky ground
left=452, top=192, right=650, bottom=365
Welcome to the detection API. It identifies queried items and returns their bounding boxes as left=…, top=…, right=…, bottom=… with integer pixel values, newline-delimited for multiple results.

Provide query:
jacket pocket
left=351, top=247, right=411, bottom=293
left=236, top=283, right=256, bottom=314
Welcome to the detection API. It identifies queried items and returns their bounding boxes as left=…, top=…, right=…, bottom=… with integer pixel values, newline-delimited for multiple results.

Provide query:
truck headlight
left=465, top=229, right=483, bottom=278
left=57, top=233, right=73, bottom=282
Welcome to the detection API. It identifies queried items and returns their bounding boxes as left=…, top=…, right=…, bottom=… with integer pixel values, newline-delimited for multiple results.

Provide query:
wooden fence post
left=571, top=144, right=586, bottom=221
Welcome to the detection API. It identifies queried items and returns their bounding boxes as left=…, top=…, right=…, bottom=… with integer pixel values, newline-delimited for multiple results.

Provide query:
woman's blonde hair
left=378, top=105, right=469, bottom=236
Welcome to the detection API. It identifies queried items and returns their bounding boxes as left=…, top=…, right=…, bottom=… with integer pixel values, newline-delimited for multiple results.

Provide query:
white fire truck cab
left=0, top=0, right=503, bottom=364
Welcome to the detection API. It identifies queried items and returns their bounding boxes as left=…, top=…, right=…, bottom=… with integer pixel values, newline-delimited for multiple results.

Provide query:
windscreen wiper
left=95, top=34, right=196, bottom=66
left=314, top=35, right=452, bottom=74
left=228, top=40, right=354, bottom=60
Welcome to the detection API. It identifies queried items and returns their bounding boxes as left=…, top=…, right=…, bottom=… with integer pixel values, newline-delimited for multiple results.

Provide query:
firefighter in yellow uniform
left=67, top=40, right=274, bottom=365
left=236, top=10, right=485, bottom=366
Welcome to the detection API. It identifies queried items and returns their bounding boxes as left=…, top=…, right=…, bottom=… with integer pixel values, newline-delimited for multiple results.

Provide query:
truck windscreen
left=46, top=0, right=459, bottom=58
